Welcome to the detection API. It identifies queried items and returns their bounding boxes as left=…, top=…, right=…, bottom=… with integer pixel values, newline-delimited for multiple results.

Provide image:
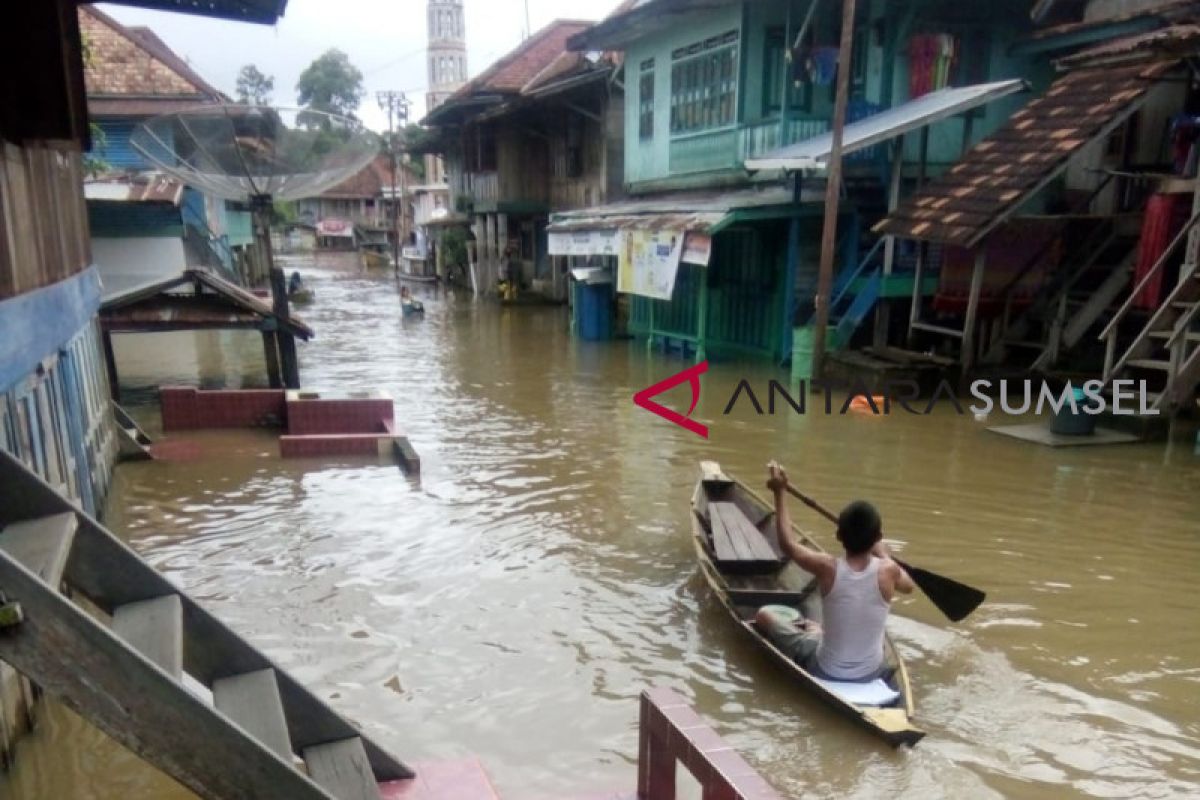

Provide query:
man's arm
left=871, top=539, right=915, bottom=595
left=767, top=462, right=834, bottom=584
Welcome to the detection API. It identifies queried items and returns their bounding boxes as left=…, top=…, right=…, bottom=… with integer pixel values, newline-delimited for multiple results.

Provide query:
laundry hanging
left=908, top=34, right=959, bottom=98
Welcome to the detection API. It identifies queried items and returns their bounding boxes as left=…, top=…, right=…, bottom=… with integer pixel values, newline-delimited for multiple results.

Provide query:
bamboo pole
left=809, top=0, right=857, bottom=380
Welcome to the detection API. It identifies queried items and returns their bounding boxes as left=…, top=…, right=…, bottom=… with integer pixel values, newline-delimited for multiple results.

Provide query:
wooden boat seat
left=708, top=500, right=786, bottom=574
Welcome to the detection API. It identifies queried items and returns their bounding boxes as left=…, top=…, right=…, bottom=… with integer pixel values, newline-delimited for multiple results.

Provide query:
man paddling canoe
left=756, top=461, right=914, bottom=682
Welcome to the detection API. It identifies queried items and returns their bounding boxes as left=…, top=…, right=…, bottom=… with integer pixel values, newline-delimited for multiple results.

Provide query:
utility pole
left=810, top=0, right=858, bottom=381
left=376, top=90, right=412, bottom=272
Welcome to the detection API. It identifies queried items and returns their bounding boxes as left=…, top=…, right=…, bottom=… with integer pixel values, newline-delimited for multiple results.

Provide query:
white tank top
left=816, top=557, right=889, bottom=681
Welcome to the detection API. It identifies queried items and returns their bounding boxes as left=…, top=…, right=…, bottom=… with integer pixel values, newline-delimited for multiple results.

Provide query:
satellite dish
left=131, top=106, right=381, bottom=288
left=131, top=105, right=380, bottom=203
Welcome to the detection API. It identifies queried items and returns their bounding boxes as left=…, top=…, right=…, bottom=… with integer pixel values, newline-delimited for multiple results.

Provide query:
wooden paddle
left=780, top=483, right=985, bottom=623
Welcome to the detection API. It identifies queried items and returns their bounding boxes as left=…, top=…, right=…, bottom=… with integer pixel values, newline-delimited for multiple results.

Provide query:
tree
left=296, top=49, right=364, bottom=120
left=236, top=64, right=274, bottom=106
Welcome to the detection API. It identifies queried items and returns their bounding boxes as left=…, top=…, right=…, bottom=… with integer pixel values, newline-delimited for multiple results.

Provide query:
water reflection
left=4, top=252, right=1199, bottom=799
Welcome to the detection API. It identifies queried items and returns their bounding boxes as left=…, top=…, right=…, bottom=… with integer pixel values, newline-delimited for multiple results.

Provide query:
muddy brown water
left=3, top=253, right=1199, bottom=799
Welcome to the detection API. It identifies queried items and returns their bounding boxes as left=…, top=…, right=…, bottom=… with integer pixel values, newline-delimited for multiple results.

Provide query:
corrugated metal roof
left=101, top=269, right=313, bottom=339
left=547, top=184, right=823, bottom=233
left=745, top=80, right=1028, bottom=172
left=549, top=211, right=724, bottom=233
left=94, top=0, right=288, bottom=25
left=873, top=62, right=1173, bottom=248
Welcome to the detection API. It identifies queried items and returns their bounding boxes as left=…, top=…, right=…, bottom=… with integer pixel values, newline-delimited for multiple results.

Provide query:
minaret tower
left=426, top=0, right=467, bottom=113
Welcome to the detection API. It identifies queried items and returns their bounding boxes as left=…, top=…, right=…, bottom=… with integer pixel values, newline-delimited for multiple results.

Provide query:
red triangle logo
left=633, top=361, right=709, bottom=439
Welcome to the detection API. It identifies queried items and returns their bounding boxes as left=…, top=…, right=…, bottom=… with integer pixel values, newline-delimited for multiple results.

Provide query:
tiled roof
left=1056, top=23, right=1200, bottom=68
left=319, top=155, right=420, bottom=199
left=80, top=7, right=224, bottom=107
left=873, top=62, right=1173, bottom=248
left=451, top=20, right=594, bottom=98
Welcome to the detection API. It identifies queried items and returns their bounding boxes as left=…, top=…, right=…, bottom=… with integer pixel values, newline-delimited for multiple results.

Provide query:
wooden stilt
left=269, top=268, right=300, bottom=389
left=961, top=248, right=988, bottom=379
left=101, top=330, right=120, bottom=402
left=809, top=0, right=858, bottom=381
left=781, top=174, right=802, bottom=363
left=262, top=331, right=282, bottom=389
left=907, top=241, right=925, bottom=348
left=875, top=136, right=905, bottom=350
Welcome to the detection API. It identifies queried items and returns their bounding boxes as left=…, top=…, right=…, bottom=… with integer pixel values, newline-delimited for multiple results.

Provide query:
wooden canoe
left=690, top=461, right=925, bottom=748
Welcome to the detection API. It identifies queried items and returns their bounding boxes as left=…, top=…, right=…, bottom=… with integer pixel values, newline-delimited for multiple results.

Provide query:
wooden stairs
left=0, top=448, right=413, bottom=799
left=986, top=226, right=1137, bottom=371
left=1100, top=211, right=1200, bottom=414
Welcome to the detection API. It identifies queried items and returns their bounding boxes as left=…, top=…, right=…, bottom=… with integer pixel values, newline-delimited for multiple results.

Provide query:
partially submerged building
left=871, top=0, right=1200, bottom=414
left=423, top=20, right=625, bottom=300
left=560, top=0, right=1048, bottom=361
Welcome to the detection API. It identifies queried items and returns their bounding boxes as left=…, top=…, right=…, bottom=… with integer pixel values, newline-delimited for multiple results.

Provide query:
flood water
left=4, top=252, right=1199, bottom=799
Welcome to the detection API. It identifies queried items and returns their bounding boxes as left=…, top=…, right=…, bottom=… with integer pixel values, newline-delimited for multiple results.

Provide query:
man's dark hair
left=837, top=500, right=882, bottom=555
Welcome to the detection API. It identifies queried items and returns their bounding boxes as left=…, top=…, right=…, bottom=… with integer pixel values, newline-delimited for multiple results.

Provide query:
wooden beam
left=262, top=331, right=282, bottom=389
left=875, top=136, right=905, bottom=349
left=961, top=248, right=988, bottom=378
left=809, top=0, right=858, bottom=381
left=101, top=330, right=120, bottom=402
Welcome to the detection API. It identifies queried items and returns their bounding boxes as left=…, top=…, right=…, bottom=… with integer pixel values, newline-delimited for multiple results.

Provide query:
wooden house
left=294, top=154, right=421, bottom=251
left=423, top=20, right=624, bottom=300
left=562, top=0, right=1051, bottom=361
left=79, top=7, right=255, bottom=289
left=872, top=0, right=1200, bottom=415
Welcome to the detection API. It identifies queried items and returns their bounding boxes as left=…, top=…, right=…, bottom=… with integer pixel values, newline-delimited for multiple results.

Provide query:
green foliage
left=296, top=49, right=364, bottom=120
left=81, top=32, right=110, bottom=176
left=400, top=123, right=441, bottom=156
left=441, top=225, right=469, bottom=268
left=84, top=122, right=111, bottom=178
left=406, top=154, right=426, bottom=182
left=271, top=200, right=298, bottom=227
left=236, top=64, right=275, bottom=106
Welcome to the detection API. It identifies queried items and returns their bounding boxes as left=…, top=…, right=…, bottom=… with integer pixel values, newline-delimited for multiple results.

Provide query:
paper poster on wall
left=618, top=229, right=684, bottom=300
left=681, top=232, right=712, bottom=266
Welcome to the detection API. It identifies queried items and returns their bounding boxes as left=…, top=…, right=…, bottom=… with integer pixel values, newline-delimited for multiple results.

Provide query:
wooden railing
left=638, top=687, right=783, bottom=800
left=666, top=117, right=831, bottom=177
left=1101, top=208, right=1200, bottom=382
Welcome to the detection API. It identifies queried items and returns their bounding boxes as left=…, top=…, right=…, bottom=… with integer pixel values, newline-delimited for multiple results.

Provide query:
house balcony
left=668, top=117, right=831, bottom=176
left=663, top=108, right=886, bottom=181
left=452, top=170, right=549, bottom=215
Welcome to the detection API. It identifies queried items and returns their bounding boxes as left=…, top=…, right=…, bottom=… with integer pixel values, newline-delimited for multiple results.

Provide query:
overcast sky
left=97, top=0, right=620, bottom=131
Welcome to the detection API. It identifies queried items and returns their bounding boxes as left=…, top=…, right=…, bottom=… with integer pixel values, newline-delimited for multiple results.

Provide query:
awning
left=874, top=62, right=1175, bottom=248
left=745, top=80, right=1028, bottom=172
left=101, top=269, right=313, bottom=340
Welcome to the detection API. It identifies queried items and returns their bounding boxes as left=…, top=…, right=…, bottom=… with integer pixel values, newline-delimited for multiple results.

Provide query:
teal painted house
left=562, top=0, right=1051, bottom=363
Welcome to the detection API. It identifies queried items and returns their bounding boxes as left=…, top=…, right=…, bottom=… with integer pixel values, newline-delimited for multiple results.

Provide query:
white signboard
left=618, top=229, right=684, bottom=301
left=548, top=229, right=623, bottom=257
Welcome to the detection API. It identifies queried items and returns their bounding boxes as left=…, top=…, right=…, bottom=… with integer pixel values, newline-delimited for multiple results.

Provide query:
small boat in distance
left=690, top=461, right=925, bottom=747
left=400, top=286, right=424, bottom=317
